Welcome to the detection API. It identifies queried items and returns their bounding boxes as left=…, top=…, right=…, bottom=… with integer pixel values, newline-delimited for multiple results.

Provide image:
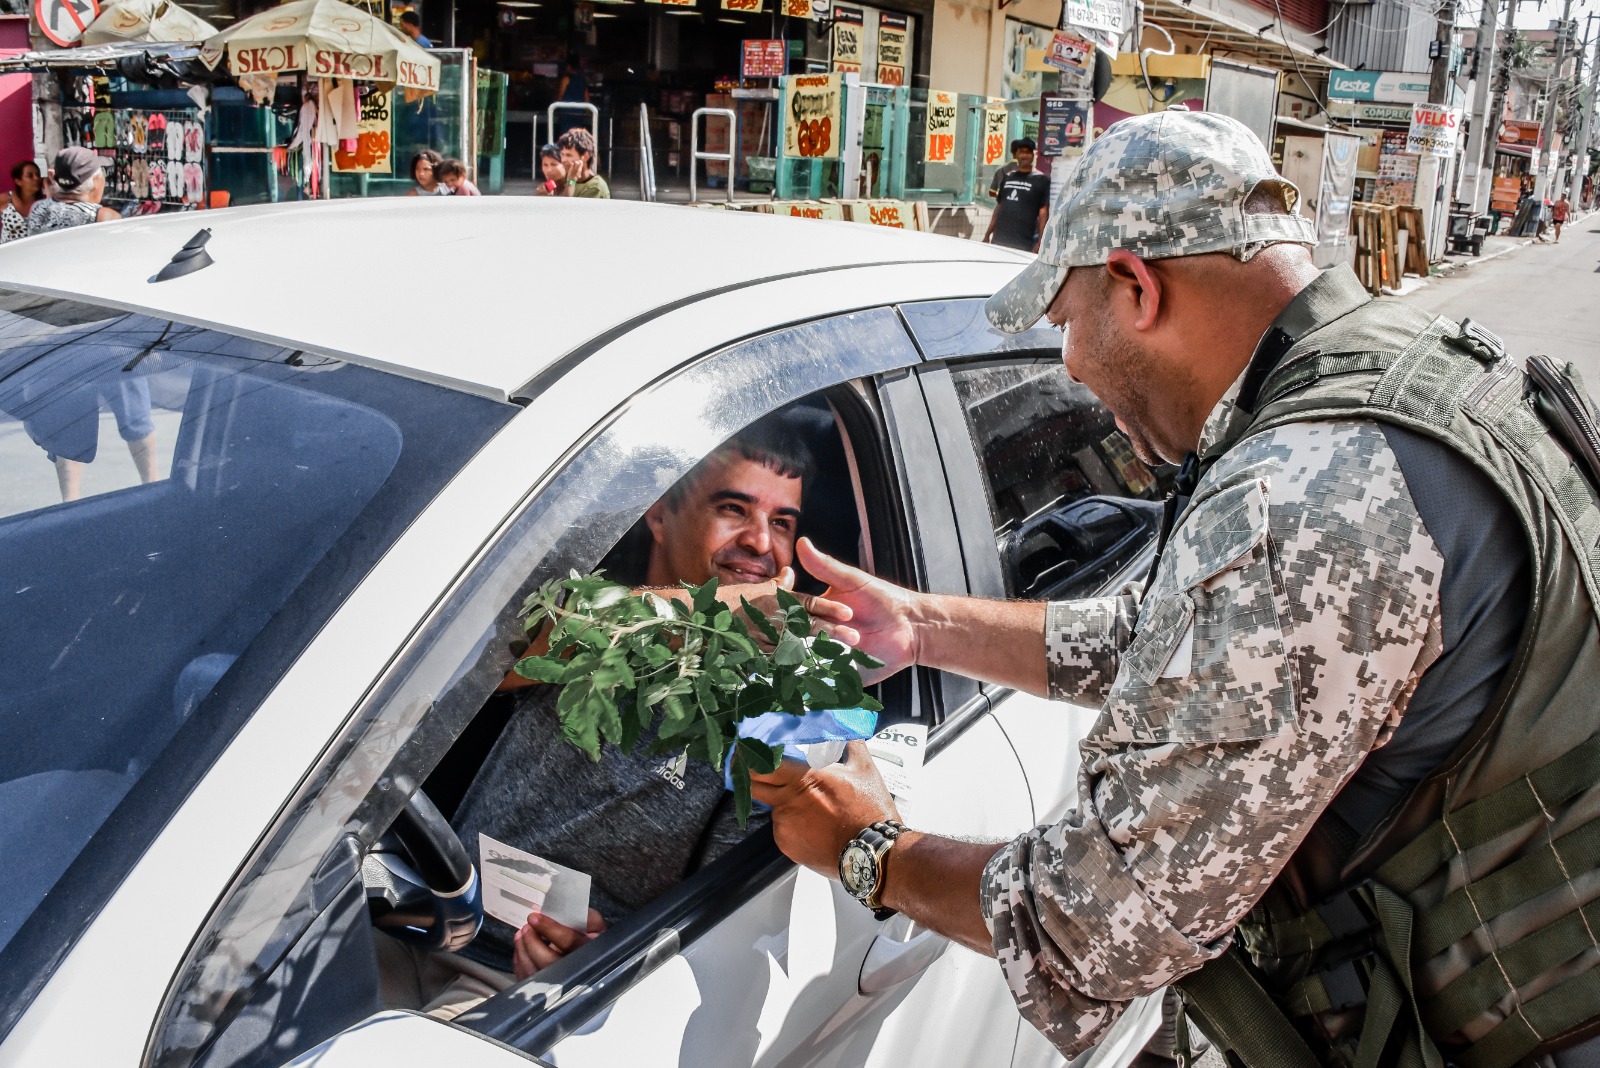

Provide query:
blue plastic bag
left=723, top=707, right=878, bottom=793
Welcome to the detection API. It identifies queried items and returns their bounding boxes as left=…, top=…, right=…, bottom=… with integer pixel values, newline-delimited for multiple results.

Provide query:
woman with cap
left=1, top=160, right=43, bottom=243
left=26, top=147, right=119, bottom=237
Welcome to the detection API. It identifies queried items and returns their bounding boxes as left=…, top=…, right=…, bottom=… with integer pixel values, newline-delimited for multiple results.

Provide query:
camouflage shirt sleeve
left=1043, top=596, right=1142, bottom=705
left=981, top=421, right=1446, bottom=1057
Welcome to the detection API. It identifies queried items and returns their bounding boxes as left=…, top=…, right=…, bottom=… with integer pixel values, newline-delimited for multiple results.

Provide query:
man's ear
left=1104, top=248, right=1163, bottom=333
left=644, top=499, right=668, bottom=546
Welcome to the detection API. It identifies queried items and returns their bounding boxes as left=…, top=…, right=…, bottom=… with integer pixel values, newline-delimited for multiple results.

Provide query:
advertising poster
left=1063, top=0, right=1122, bottom=35
left=876, top=12, right=908, bottom=86
left=783, top=72, right=842, bottom=159
left=1373, top=129, right=1417, bottom=207
left=333, top=88, right=392, bottom=173
left=982, top=102, right=1008, bottom=166
left=1045, top=30, right=1093, bottom=75
left=924, top=89, right=958, bottom=163
left=1406, top=103, right=1459, bottom=158
left=831, top=5, right=863, bottom=74
left=742, top=38, right=786, bottom=78
left=1039, top=94, right=1087, bottom=156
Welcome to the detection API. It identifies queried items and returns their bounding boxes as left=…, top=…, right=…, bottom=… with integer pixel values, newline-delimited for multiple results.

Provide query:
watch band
left=846, top=820, right=906, bottom=920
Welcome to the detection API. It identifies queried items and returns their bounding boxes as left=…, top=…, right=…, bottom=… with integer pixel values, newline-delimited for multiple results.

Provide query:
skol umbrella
left=198, top=0, right=439, bottom=93
left=81, top=0, right=216, bottom=44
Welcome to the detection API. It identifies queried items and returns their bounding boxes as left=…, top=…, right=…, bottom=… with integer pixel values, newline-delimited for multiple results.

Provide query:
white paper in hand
left=478, top=833, right=591, bottom=931
left=867, top=721, right=927, bottom=803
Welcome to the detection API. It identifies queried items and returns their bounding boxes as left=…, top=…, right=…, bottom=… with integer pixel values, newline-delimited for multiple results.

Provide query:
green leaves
left=516, top=573, right=883, bottom=824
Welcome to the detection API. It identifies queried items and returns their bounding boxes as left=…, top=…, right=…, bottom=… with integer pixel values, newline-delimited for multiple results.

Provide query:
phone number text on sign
left=784, top=73, right=843, bottom=159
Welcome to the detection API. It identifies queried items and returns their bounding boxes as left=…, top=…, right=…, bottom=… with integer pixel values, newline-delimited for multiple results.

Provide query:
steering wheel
left=364, top=788, right=483, bottom=952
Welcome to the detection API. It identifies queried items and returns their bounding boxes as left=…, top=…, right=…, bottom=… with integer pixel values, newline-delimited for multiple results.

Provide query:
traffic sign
left=33, top=0, right=101, bottom=47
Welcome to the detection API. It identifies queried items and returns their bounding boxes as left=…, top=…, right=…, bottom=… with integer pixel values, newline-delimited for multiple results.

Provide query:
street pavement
left=1403, top=213, right=1600, bottom=377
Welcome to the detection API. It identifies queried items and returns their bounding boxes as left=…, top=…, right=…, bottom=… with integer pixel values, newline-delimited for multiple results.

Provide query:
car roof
left=0, top=198, right=1027, bottom=401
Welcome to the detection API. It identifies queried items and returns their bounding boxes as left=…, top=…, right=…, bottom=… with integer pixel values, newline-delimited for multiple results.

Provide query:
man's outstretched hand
left=795, top=538, right=918, bottom=683
left=751, top=740, right=900, bottom=876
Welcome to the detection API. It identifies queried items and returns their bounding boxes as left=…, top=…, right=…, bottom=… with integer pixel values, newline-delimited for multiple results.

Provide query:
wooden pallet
left=1349, top=203, right=1417, bottom=294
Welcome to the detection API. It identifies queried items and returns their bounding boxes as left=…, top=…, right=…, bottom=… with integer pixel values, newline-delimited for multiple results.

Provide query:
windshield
left=0, top=289, right=516, bottom=1033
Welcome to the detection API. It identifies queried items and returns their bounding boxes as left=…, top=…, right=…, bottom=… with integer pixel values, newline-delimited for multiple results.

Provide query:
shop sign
left=1327, top=99, right=1414, bottom=124
left=723, top=0, right=763, bottom=8
left=334, top=88, right=392, bottom=173
left=312, top=49, right=392, bottom=79
left=924, top=89, right=957, bottom=163
left=1039, top=93, right=1087, bottom=156
left=33, top=0, right=100, bottom=47
left=982, top=101, right=1008, bottom=166
left=1327, top=70, right=1430, bottom=104
left=1062, top=0, right=1122, bottom=35
left=876, top=12, right=907, bottom=86
left=1044, top=31, right=1092, bottom=75
left=742, top=39, right=785, bottom=78
left=783, top=72, right=842, bottom=158
left=831, top=5, right=863, bottom=74
left=1498, top=118, right=1541, bottom=148
left=777, top=201, right=845, bottom=220
left=1406, top=102, right=1458, bottom=158
left=865, top=199, right=909, bottom=227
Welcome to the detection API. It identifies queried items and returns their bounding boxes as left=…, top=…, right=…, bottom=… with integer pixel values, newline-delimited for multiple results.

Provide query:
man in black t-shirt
left=986, top=137, right=1029, bottom=197
left=984, top=137, right=1052, bottom=252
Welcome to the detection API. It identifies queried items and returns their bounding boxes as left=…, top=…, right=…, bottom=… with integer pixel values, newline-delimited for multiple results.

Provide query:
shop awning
left=83, top=0, right=216, bottom=45
left=1143, top=0, right=1348, bottom=78
left=0, top=40, right=203, bottom=73
left=199, top=0, right=440, bottom=94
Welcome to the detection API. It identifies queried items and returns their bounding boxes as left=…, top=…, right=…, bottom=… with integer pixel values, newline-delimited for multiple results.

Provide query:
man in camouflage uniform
left=753, top=109, right=1574, bottom=1061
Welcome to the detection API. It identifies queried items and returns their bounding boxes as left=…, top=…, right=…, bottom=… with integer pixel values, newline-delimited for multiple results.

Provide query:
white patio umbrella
left=198, top=0, right=439, bottom=93
left=81, top=0, right=216, bottom=44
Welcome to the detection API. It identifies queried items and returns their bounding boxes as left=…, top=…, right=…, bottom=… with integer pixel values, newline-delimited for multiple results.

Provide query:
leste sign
left=1406, top=103, right=1459, bottom=157
left=924, top=89, right=957, bottom=163
left=783, top=73, right=842, bottom=159
left=1328, top=70, right=1431, bottom=104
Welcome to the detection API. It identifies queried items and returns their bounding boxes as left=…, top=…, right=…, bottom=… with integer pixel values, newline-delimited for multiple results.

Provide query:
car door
left=898, top=298, right=1173, bottom=1067
left=469, top=308, right=1036, bottom=1068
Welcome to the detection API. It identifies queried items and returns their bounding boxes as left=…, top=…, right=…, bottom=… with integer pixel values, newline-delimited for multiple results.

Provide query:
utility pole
left=1431, top=0, right=1462, bottom=105
left=1534, top=0, right=1576, bottom=200
left=1569, top=18, right=1599, bottom=202
left=1464, top=0, right=1503, bottom=212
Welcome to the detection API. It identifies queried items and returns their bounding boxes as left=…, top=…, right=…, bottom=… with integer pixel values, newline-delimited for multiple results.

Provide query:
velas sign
left=1327, top=70, right=1431, bottom=104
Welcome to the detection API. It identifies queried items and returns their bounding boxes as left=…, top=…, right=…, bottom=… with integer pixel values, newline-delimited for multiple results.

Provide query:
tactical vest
left=1171, top=296, right=1600, bottom=1068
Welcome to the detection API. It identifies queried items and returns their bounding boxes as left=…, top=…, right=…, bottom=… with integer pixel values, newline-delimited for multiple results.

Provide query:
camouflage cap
left=985, top=110, right=1316, bottom=333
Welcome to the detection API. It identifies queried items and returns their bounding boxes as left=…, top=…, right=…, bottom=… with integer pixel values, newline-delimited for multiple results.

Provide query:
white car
left=0, top=199, right=1167, bottom=1068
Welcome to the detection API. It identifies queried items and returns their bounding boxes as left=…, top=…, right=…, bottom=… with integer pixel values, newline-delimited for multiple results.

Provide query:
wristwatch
left=839, top=820, right=905, bottom=920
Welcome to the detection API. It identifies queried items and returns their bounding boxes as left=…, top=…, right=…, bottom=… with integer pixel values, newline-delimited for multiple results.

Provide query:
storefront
left=1489, top=117, right=1540, bottom=224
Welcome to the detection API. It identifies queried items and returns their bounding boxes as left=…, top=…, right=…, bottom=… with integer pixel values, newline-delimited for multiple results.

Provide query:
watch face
left=840, top=843, right=877, bottom=899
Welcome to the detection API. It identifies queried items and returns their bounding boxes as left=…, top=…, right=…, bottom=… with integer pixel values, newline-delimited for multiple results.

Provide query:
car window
left=0, top=289, right=517, bottom=1041
left=152, top=307, right=925, bottom=1068
left=948, top=357, right=1173, bottom=600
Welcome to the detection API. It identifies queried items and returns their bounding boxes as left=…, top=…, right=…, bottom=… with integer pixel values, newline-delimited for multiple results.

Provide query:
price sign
left=831, top=5, right=863, bottom=74
left=982, top=103, right=1008, bottom=166
left=722, top=0, right=763, bottom=9
left=875, top=13, right=907, bottom=85
left=742, top=39, right=786, bottom=78
left=924, top=89, right=957, bottom=164
left=334, top=88, right=393, bottom=173
left=783, top=72, right=842, bottom=159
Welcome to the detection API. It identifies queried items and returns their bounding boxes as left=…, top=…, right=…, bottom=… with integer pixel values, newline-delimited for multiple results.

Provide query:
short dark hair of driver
left=557, top=127, right=596, bottom=160
left=399, top=9, right=420, bottom=26
left=662, top=415, right=816, bottom=513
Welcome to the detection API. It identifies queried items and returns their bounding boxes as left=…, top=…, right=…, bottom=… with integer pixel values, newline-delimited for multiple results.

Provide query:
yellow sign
left=831, top=5, right=863, bottom=74
left=982, top=101, right=1007, bottom=166
left=782, top=0, right=813, bottom=18
left=783, top=72, right=842, bottom=159
left=333, top=87, right=393, bottom=173
left=721, top=0, right=763, bottom=9
left=924, top=89, right=957, bottom=164
left=876, top=12, right=907, bottom=85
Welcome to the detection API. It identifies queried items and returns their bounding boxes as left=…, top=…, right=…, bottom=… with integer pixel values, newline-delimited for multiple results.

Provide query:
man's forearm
left=908, top=593, right=1049, bottom=697
left=880, top=831, right=1004, bottom=954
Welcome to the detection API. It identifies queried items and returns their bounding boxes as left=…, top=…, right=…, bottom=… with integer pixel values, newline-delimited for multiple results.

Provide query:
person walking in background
left=986, top=138, right=1026, bottom=199
left=554, top=128, right=609, bottom=198
left=554, top=59, right=588, bottom=136
left=397, top=10, right=432, bottom=47
left=533, top=144, right=564, bottom=196
left=27, top=147, right=118, bottom=237
left=1552, top=193, right=1571, bottom=242
left=435, top=158, right=480, bottom=196
left=982, top=137, right=1050, bottom=252
left=407, top=150, right=445, bottom=196
left=2, top=160, right=43, bottom=243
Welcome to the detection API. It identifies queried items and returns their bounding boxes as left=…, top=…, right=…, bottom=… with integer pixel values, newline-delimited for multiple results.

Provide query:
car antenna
left=151, top=229, right=213, bottom=283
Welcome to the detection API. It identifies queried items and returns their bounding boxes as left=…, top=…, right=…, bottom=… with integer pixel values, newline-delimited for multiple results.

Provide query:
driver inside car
left=378, top=414, right=836, bottom=1018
